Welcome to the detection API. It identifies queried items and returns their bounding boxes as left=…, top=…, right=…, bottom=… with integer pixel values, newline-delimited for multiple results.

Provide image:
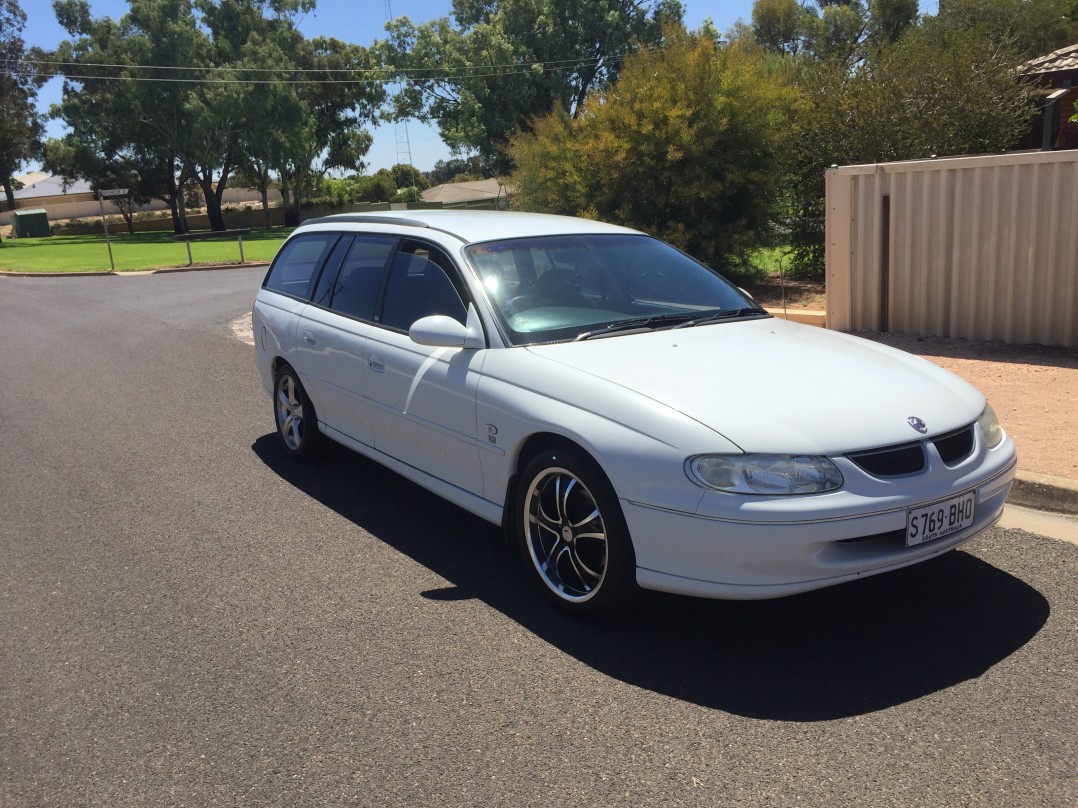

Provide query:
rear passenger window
left=263, top=234, right=338, bottom=300
left=328, top=236, right=397, bottom=321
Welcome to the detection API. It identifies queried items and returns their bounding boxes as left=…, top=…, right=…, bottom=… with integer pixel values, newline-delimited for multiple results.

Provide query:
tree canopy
left=510, top=27, right=796, bottom=276
left=0, top=0, right=49, bottom=219
left=377, top=0, right=684, bottom=172
left=49, top=0, right=383, bottom=230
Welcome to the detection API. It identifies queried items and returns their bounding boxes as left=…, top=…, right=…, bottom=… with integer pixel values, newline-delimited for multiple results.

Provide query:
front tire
left=516, top=447, right=636, bottom=616
left=273, top=362, right=322, bottom=461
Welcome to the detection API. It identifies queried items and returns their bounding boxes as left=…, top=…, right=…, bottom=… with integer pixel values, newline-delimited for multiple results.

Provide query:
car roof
left=297, top=209, right=641, bottom=244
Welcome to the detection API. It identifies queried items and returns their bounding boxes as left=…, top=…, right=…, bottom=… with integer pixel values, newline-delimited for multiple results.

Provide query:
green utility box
left=13, top=209, right=51, bottom=238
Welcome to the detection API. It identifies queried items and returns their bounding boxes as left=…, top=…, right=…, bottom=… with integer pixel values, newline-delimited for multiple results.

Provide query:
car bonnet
left=523, top=318, right=985, bottom=456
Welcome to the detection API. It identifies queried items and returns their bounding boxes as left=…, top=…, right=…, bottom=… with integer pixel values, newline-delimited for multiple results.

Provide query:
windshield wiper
left=574, top=312, right=700, bottom=341
left=673, top=307, right=770, bottom=328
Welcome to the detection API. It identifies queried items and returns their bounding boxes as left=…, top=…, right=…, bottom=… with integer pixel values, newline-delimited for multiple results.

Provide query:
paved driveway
left=1, top=270, right=1075, bottom=807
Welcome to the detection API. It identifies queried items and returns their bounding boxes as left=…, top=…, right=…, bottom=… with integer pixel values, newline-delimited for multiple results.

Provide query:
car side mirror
left=409, top=305, right=485, bottom=350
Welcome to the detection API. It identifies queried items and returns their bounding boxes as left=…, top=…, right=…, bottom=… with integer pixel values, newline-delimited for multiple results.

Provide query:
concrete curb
left=1008, top=470, right=1078, bottom=516
left=0, top=261, right=269, bottom=278
left=149, top=261, right=269, bottom=275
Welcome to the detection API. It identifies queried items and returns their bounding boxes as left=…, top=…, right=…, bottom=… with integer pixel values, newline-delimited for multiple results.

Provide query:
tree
left=426, top=155, right=493, bottom=185
left=377, top=0, right=684, bottom=171
left=749, top=0, right=918, bottom=63
left=51, top=0, right=382, bottom=231
left=390, top=163, right=429, bottom=191
left=924, top=0, right=1078, bottom=60
left=199, top=0, right=383, bottom=226
left=751, top=0, right=810, bottom=55
left=356, top=169, right=396, bottom=203
left=43, top=135, right=144, bottom=233
left=52, top=0, right=221, bottom=229
left=784, top=26, right=1034, bottom=273
left=0, top=0, right=49, bottom=240
left=510, top=27, right=796, bottom=276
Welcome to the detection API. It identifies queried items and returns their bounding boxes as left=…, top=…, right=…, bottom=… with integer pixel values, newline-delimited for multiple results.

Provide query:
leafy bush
left=509, top=26, right=795, bottom=281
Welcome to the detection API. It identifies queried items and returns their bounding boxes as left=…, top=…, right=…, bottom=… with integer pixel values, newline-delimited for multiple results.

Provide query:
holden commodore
left=252, top=210, right=1016, bottom=616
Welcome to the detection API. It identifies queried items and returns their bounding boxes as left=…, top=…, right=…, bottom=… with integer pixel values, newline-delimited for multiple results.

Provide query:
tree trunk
left=260, top=187, right=270, bottom=229
left=164, top=196, right=182, bottom=234
left=118, top=201, right=134, bottom=234
left=164, top=163, right=188, bottom=235
left=285, top=181, right=302, bottom=228
left=280, top=185, right=297, bottom=227
left=284, top=203, right=300, bottom=228
left=199, top=176, right=226, bottom=231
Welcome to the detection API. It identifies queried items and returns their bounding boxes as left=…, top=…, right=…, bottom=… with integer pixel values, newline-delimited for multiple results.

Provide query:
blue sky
left=21, top=0, right=759, bottom=173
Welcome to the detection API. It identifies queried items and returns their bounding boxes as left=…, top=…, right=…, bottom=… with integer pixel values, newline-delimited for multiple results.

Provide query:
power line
left=8, top=52, right=629, bottom=77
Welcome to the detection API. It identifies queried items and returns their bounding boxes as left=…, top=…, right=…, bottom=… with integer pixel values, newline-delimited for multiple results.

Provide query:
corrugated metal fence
left=826, top=150, right=1078, bottom=347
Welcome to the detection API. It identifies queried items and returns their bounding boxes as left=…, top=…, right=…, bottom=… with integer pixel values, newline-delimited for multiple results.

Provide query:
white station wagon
left=253, top=210, right=1017, bottom=615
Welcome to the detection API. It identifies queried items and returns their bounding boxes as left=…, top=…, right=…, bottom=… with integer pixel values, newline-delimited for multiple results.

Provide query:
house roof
left=12, top=174, right=94, bottom=200
left=14, top=171, right=48, bottom=187
left=421, top=178, right=509, bottom=205
left=1019, top=43, right=1078, bottom=76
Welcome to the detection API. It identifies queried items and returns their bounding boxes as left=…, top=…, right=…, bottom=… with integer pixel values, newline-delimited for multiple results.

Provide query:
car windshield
left=464, top=234, right=766, bottom=345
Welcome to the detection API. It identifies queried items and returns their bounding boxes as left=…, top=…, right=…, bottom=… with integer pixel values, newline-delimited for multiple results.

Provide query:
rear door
left=294, top=234, right=397, bottom=446
left=254, top=232, right=340, bottom=394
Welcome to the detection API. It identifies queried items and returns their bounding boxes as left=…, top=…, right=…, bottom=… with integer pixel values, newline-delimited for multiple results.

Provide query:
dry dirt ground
left=750, top=277, right=1078, bottom=481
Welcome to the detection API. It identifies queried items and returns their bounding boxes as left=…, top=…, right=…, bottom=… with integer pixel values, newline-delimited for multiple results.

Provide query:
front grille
left=933, top=425, right=975, bottom=466
left=847, top=443, right=926, bottom=477
left=846, top=421, right=977, bottom=478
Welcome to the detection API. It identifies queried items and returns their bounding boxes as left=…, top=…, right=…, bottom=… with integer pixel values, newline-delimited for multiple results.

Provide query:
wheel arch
left=500, top=431, right=612, bottom=537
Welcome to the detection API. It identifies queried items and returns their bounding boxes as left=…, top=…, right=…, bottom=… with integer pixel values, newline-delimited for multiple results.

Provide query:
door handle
left=303, top=330, right=316, bottom=346
left=368, top=353, right=385, bottom=372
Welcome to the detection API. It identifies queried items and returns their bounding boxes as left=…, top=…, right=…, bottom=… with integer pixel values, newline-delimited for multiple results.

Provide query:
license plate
left=906, top=491, right=976, bottom=547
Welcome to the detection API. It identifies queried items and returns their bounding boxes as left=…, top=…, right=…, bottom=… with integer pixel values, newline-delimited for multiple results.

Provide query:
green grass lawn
left=0, top=228, right=292, bottom=273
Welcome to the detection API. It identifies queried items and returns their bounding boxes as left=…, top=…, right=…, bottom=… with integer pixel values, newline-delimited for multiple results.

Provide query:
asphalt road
left=1, top=269, right=1075, bottom=808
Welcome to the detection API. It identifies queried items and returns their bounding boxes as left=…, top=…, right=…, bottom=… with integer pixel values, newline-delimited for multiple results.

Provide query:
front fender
left=475, top=350, right=737, bottom=512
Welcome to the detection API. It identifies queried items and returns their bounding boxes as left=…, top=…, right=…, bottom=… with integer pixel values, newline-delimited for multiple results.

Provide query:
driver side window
left=379, top=243, right=468, bottom=331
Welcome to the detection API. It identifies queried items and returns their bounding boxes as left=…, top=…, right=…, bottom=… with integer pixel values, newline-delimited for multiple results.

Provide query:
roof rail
left=300, top=214, right=431, bottom=228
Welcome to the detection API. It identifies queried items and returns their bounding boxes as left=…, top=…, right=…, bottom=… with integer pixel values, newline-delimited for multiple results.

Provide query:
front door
left=364, top=242, right=486, bottom=496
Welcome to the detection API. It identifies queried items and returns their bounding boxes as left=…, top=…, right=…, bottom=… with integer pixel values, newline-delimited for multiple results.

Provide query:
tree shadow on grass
left=253, top=434, right=1049, bottom=722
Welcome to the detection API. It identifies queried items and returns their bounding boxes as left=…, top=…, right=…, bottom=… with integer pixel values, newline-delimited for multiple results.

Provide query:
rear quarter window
left=263, top=233, right=339, bottom=300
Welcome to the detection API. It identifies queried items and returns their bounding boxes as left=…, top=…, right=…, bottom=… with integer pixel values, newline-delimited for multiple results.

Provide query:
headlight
left=686, top=454, right=843, bottom=495
left=977, top=403, right=1004, bottom=449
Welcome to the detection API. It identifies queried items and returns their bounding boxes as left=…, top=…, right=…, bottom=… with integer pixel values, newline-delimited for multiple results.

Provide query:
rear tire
left=273, top=362, right=322, bottom=461
left=516, top=446, right=636, bottom=617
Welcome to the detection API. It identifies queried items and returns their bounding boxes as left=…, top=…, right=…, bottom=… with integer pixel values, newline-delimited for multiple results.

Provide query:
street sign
left=95, top=190, right=129, bottom=271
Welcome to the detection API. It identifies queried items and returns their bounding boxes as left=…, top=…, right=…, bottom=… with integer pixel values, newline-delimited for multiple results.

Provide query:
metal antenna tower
left=386, top=0, right=417, bottom=200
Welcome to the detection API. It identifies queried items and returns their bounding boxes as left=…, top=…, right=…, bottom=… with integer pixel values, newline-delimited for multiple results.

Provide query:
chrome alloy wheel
left=275, top=373, right=305, bottom=452
left=523, top=467, right=609, bottom=603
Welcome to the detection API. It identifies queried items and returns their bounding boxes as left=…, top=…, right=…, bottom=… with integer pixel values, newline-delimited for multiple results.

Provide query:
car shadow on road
left=253, top=435, right=1049, bottom=722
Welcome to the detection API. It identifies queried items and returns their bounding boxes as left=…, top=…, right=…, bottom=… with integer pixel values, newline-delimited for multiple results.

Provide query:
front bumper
left=625, top=438, right=1017, bottom=600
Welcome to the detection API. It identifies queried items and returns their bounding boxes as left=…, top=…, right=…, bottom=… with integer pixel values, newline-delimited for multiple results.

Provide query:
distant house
left=1018, top=44, right=1078, bottom=151
left=4, top=172, right=96, bottom=212
left=420, top=178, right=511, bottom=209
